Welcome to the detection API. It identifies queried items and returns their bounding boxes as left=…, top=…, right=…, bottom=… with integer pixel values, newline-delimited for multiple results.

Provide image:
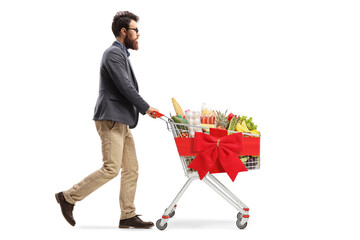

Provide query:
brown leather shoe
left=55, top=192, right=76, bottom=226
left=119, top=215, right=154, bottom=229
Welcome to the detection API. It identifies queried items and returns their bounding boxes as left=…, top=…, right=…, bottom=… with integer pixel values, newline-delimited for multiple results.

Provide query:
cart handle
left=152, top=111, right=173, bottom=132
left=152, top=111, right=165, bottom=118
left=152, top=111, right=172, bottom=122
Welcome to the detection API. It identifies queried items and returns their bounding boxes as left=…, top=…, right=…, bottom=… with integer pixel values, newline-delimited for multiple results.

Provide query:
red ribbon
left=187, top=131, right=248, bottom=181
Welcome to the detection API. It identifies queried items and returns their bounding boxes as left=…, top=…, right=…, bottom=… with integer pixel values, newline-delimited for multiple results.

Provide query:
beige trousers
left=63, top=120, right=139, bottom=220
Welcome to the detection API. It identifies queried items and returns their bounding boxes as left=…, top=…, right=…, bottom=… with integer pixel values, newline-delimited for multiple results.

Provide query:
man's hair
left=112, top=11, right=139, bottom=37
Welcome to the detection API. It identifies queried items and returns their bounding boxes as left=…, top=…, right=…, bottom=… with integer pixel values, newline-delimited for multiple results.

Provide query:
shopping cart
left=152, top=111, right=260, bottom=230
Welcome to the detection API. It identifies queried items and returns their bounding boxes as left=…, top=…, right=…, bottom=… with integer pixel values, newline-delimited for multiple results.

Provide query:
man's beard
left=124, top=34, right=138, bottom=50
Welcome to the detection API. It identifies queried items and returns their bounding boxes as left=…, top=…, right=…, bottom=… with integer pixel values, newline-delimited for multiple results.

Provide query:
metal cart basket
left=153, top=111, right=260, bottom=230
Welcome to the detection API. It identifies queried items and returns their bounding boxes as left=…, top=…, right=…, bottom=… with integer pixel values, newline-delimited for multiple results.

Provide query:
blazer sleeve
left=104, top=49, right=150, bottom=115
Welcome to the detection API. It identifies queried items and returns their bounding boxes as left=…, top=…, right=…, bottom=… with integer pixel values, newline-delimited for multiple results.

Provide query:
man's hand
left=146, top=107, right=159, bottom=119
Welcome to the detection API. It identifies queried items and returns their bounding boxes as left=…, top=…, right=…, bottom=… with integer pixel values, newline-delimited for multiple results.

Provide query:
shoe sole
left=119, top=225, right=154, bottom=229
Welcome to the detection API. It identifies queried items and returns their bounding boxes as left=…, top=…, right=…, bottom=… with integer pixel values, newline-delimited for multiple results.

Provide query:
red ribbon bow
left=188, top=132, right=248, bottom=181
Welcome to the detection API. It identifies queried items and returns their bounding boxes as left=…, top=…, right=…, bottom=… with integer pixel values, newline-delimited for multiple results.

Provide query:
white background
left=1, top=0, right=359, bottom=239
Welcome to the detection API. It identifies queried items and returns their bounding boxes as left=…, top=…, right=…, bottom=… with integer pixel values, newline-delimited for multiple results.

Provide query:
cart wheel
left=156, top=219, right=168, bottom=230
left=236, top=219, right=247, bottom=229
left=237, top=212, right=242, bottom=220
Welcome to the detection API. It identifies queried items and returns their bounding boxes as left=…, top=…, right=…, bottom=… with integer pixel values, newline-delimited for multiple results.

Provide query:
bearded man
left=55, top=11, right=157, bottom=229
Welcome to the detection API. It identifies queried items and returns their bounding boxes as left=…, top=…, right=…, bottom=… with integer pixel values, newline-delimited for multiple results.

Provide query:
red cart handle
left=152, top=111, right=165, bottom=118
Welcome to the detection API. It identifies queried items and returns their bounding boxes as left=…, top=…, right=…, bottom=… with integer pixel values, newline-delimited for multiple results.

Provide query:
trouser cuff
left=120, top=211, right=137, bottom=220
left=63, top=190, right=76, bottom=205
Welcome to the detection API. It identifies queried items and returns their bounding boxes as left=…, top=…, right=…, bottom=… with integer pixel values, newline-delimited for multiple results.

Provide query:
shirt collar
left=116, top=40, right=130, bottom=58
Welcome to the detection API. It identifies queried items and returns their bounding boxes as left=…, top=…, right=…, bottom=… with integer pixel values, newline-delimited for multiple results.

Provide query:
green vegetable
left=228, top=116, right=240, bottom=132
left=176, top=115, right=188, bottom=124
left=172, top=116, right=188, bottom=131
left=239, top=115, right=257, bottom=131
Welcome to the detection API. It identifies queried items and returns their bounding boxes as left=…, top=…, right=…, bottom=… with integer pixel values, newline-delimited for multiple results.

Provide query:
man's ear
left=120, top=27, right=127, bottom=37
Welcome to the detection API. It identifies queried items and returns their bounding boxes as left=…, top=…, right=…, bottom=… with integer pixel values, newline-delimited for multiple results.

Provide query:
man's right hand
left=146, top=107, right=159, bottom=119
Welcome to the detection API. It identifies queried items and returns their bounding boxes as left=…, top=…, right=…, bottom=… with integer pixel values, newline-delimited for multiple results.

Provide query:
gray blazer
left=93, top=41, right=150, bottom=128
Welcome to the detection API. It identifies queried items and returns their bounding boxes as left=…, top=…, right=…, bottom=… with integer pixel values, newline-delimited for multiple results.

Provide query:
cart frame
left=154, top=112, right=259, bottom=230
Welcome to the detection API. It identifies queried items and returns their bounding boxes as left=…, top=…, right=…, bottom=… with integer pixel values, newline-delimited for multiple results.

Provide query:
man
left=55, top=11, right=157, bottom=229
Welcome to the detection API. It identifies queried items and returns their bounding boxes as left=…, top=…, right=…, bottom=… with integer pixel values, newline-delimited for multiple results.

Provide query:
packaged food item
left=201, top=103, right=216, bottom=125
left=201, top=103, right=213, bottom=116
left=185, top=111, right=201, bottom=137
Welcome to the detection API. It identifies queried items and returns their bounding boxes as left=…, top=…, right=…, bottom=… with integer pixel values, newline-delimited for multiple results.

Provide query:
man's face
left=124, top=19, right=139, bottom=50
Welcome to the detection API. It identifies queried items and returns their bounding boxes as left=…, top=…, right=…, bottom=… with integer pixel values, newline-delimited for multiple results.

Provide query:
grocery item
left=172, top=98, right=184, bottom=117
left=228, top=116, right=240, bottom=132
left=215, top=110, right=230, bottom=129
left=200, top=124, right=216, bottom=128
left=235, top=122, right=243, bottom=132
left=251, top=129, right=260, bottom=135
left=240, top=156, right=249, bottom=164
left=235, top=116, right=259, bottom=134
left=217, top=126, right=227, bottom=130
left=201, top=115, right=216, bottom=124
left=169, top=98, right=260, bottom=136
left=241, top=120, right=251, bottom=132
left=227, top=113, right=235, bottom=122
left=201, top=103, right=214, bottom=116
left=239, top=156, right=260, bottom=170
left=201, top=103, right=216, bottom=125
left=185, top=111, right=202, bottom=137
left=245, top=156, right=259, bottom=169
left=171, top=115, right=188, bottom=131
left=178, top=131, right=189, bottom=138
left=206, top=116, right=215, bottom=124
left=200, top=124, right=215, bottom=133
left=245, top=117, right=257, bottom=131
left=239, top=116, right=257, bottom=131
